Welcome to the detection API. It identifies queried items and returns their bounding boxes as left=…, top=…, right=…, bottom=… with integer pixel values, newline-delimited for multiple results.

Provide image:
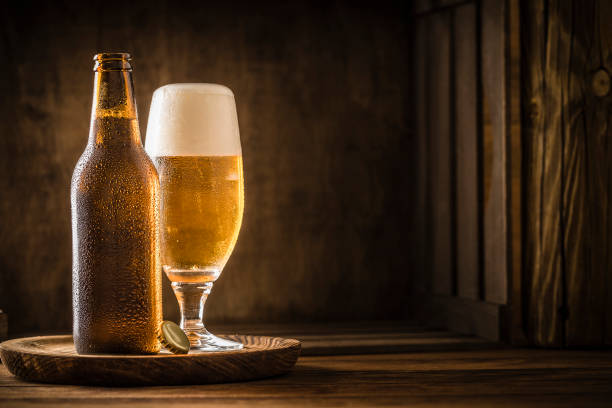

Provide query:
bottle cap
left=158, top=321, right=190, bottom=354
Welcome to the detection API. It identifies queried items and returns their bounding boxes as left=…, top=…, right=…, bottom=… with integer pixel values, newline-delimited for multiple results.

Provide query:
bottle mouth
left=93, top=52, right=132, bottom=72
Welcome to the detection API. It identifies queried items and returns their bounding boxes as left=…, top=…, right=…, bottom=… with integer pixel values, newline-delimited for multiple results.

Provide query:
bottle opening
left=93, top=52, right=132, bottom=72
left=94, top=52, right=131, bottom=61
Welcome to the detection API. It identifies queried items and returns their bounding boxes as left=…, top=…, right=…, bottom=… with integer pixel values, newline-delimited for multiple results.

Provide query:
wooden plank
left=414, top=18, right=432, bottom=299
left=523, top=0, right=612, bottom=346
left=506, top=0, right=525, bottom=344
left=2, top=347, right=611, bottom=380
left=563, top=0, right=611, bottom=346
left=559, top=0, right=596, bottom=346
left=454, top=3, right=479, bottom=301
left=522, top=0, right=564, bottom=347
left=422, top=295, right=501, bottom=341
left=428, top=12, right=453, bottom=296
left=2, top=349, right=612, bottom=407
left=603, top=0, right=612, bottom=346
left=481, top=0, right=508, bottom=305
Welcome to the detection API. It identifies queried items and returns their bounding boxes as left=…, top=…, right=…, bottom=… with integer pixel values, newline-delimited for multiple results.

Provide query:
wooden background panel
left=412, top=0, right=506, bottom=341
left=414, top=0, right=469, bottom=14
left=0, top=1, right=414, bottom=335
left=522, top=0, right=564, bottom=347
left=413, top=0, right=432, bottom=14
left=507, top=0, right=523, bottom=344
left=437, top=0, right=471, bottom=7
left=453, top=3, right=479, bottom=301
left=428, top=12, right=454, bottom=296
left=562, top=0, right=611, bottom=346
left=522, top=0, right=612, bottom=346
left=414, top=17, right=431, bottom=297
left=603, top=0, right=612, bottom=346
left=413, top=0, right=517, bottom=342
left=481, top=0, right=508, bottom=305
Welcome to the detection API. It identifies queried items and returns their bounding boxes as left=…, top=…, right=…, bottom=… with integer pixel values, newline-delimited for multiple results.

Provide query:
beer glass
left=145, top=84, right=244, bottom=351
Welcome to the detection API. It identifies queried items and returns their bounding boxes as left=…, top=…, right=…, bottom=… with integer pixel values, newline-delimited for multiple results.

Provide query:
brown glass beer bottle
left=71, top=53, right=161, bottom=354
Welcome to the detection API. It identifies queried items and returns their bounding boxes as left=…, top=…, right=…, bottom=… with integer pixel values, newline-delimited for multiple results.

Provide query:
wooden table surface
left=1, top=323, right=611, bottom=407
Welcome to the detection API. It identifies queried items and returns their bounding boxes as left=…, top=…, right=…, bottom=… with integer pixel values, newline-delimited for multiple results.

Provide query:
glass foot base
left=186, top=329, right=243, bottom=352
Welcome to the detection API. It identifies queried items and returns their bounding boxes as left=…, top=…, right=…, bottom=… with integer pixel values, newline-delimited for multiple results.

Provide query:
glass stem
left=171, top=282, right=213, bottom=334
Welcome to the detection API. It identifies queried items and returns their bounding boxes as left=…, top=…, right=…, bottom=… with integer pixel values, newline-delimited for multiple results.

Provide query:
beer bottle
left=71, top=53, right=161, bottom=354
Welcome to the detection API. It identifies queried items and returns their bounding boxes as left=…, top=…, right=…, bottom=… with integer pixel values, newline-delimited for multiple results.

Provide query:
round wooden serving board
left=0, top=334, right=300, bottom=386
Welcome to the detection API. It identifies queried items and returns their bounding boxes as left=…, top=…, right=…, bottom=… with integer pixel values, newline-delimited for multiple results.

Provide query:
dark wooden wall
left=523, top=0, right=612, bottom=346
left=412, top=0, right=522, bottom=341
left=415, top=0, right=612, bottom=346
left=0, top=1, right=413, bottom=335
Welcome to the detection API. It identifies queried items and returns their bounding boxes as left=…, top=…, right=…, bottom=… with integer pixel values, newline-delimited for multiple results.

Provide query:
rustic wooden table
left=1, top=323, right=611, bottom=407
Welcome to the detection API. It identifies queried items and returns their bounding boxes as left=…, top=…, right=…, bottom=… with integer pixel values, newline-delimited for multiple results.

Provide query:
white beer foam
left=145, top=83, right=242, bottom=156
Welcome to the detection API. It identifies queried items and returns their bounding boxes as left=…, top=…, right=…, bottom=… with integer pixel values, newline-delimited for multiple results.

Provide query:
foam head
left=145, top=83, right=242, bottom=157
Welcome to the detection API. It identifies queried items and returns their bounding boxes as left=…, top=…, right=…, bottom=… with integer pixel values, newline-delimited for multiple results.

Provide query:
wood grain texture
left=412, top=0, right=514, bottom=342
left=522, top=0, right=563, bottom=347
left=562, top=0, right=612, bottom=346
left=2, top=347, right=612, bottom=407
left=454, top=3, right=480, bottom=301
left=522, top=0, right=612, bottom=346
left=605, top=0, right=612, bottom=346
left=0, top=335, right=300, bottom=386
left=507, top=0, right=525, bottom=345
left=429, top=12, right=454, bottom=296
left=0, top=312, right=6, bottom=342
left=0, top=1, right=414, bottom=335
left=414, top=17, right=431, bottom=298
left=481, top=0, right=508, bottom=305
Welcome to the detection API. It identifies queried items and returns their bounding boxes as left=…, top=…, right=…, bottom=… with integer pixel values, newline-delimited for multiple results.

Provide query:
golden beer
left=153, top=155, right=244, bottom=283
left=145, top=83, right=245, bottom=351
left=71, top=53, right=161, bottom=354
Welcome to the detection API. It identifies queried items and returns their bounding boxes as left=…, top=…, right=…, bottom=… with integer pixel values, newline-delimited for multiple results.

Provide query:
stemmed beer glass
left=145, top=84, right=244, bottom=351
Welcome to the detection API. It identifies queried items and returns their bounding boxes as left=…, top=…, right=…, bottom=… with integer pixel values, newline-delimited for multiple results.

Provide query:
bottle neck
left=88, top=69, right=142, bottom=146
